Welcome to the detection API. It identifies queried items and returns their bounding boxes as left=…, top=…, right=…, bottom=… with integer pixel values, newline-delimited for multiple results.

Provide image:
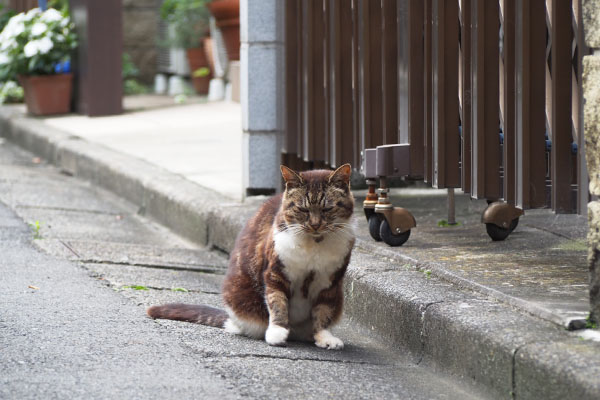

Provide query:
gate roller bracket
left=362, top=146, right=416, bottom=247
left=481, top=202, right=524, bottom=241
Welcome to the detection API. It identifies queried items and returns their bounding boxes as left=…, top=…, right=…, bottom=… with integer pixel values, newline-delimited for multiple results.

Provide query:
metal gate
left=284, top=0, right=588, bottom=222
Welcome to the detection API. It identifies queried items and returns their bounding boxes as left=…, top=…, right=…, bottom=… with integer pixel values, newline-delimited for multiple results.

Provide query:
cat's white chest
left=273, top=230, right=354, bottom=325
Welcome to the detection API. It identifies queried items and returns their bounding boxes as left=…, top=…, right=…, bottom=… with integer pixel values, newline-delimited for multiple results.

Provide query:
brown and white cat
left=147, top=164, right=355, bottom=350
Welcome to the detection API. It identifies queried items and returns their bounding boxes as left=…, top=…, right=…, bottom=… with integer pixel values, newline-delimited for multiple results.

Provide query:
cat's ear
left=328, top=163, right=352, bottom=188
left=280, top=165, right=304, bottom=189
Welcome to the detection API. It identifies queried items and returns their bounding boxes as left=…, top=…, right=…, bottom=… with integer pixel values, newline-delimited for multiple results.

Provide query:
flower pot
left=186, top=45, right=212, bottom=95
left=208, top=0, right=240, bottom=61
left=18, top=73, right=73, bottom=116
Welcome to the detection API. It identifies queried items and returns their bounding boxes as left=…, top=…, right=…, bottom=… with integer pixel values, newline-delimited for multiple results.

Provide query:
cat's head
left=279, top=164, right=354, bottom=238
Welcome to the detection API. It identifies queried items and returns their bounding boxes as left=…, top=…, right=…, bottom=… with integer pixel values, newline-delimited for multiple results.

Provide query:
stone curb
left=1, top=108, right=599, bottom=400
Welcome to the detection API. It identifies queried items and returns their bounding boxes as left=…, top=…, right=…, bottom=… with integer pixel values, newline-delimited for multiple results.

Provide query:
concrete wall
left=583, top=0, right=600, bottom=324
left=240, top=0, right=285, bottom=195
left=123, top=0, right=159, bottom=84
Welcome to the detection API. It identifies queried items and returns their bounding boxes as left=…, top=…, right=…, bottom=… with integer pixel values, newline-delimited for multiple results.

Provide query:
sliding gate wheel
left=368, top=215, right=383, bottom=242
left=379, top=219, right=411, bottom=247
left=485, top=217, right=520, bottom=241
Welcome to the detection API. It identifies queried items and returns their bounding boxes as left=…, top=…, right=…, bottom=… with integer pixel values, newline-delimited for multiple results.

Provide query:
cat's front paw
left=265, top=324, right=289, bottom=346
left=314, top=329, right=344, bottom=350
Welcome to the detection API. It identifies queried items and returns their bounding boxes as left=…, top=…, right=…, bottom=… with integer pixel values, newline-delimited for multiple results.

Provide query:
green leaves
left=437, top=219, right=461, bottom=228
left=122, top=285, right=149, bottom=291
left=0, top=7, right=77, bottom=79
left=28, top=220, right=42, bottom=239
left=159, top=0, right=211, bottom=48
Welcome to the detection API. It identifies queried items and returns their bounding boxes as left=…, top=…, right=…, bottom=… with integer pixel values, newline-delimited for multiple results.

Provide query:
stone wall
left=583, top=0, right=600, bottom=325
left=123, top=0, right=159, bottom=84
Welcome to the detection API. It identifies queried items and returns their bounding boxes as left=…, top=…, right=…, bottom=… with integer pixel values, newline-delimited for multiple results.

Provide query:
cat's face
left=280, top=164, right=354, bottom=238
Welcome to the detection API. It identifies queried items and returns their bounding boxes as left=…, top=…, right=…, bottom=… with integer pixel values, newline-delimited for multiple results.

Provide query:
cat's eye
left=323, top=207, right=333, bottom=212
left=298, top=207, right=309, bottom=213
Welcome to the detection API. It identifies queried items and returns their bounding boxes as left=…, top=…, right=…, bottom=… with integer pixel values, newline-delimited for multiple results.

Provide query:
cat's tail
left=147, top=303, right=227, bottom=328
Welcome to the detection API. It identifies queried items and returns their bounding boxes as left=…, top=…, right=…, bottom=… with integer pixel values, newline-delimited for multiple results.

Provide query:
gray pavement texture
left=0, top=141, right=489, bottom=399
left=1, top=101, right=600, bottom=399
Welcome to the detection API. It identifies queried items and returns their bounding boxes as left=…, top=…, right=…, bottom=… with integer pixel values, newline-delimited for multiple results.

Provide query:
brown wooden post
left=328, top=0, right=357, bottom=168
left=471, top=0, right=500, bottom=199
left=284, top=0, right=300, bottom=162
left=398, top=0, right=425, bottom=178
left=8, top=0, right=38, bottom=12
left=381, top=0, right=398, bottom=146
left=301, top=0, right=327, bottom=163
left=550, top=0, right=573, bottom=213
left=423, top=0, right=433, bottom=184
left=460, top=0, right=472, bottom=194
left=69, top=0, right=123, bottom=116
left=515, top=0, right=546, bottom=209
left=351, top=0, right=361, bottom=169
left=358, top=0, right=384, bottom=152
left=431, top=0, right=460, bottom=188
left=501, top=0, right=516, bottom=204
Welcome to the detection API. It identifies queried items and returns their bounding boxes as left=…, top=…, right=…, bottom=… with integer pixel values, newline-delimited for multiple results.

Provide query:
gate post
left=241, top=0, right=285, bottom=195
left=582, top=0, right=600, bottom=324
left=69, top=0, right=123, bottom=116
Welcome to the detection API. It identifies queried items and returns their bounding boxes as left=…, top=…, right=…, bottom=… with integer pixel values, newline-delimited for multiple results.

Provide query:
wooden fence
left=284, top=0, right=588, bottom=214
left=7, top=0, right=38, bottom=13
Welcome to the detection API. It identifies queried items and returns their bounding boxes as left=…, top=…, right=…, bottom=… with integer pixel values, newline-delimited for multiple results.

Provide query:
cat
left=147, top=164, right=355, bottom=350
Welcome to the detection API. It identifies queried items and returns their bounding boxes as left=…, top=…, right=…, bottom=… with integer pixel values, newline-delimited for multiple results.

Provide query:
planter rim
left=216, top=17, right=240, bottom=28
left=18, top=73, right=73, bottom=82
left=207, top=0, right=239, bottom=20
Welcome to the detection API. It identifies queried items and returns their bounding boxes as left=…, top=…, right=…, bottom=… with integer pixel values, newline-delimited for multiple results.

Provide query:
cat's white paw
left=265, top=324, right=289, bottom=346
left=314, top=329, right=344, bottom=350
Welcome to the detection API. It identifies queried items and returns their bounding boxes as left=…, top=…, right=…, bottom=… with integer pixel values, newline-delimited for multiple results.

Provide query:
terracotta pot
left=208, top=0, right=240, bottom=61
left=207, top=0, right=239, bottom=20
left=186, top=45, right=212, bottom=95
left=18, top=73, right=73, bottom=116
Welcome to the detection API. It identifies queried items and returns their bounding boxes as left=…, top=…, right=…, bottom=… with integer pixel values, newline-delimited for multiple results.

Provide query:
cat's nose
left=310, top=221, right=321, bottom=231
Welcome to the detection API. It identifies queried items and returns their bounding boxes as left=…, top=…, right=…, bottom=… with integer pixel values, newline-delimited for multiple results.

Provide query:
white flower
left=23, top=37, right=52, bottom=57
left=24, top=8, right=41, bottom=22
left=31, top=22, right=47, bottom=36
left=3, top=16, right=26, bottom=38
left=23, top=41, right=38, bottom=57
left=0, top=38, right=16, bottom=51
left=37, top=36, right=53, bottom=54
left=0, top=52, right=10, bottom=65
left=41, top=8, right=63, bottom=23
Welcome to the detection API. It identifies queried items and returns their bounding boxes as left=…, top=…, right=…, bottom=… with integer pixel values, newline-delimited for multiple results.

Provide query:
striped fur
left=146, top=164, right=355, bottom=349
left=147, top=304, right=227, bottom=327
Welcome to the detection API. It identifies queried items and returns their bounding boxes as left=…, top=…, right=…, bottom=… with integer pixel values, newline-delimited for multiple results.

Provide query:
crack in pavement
left=197, top=350, right=389, bottom=366
left=416, top=301, right=445, bottom=365
left=138, top=285, right=220, bottom=295
left=15, top=204, right=123, bottom=216
left=77, top=258, right=227, bottom=275
left=510, top=341, right=533, bottom=400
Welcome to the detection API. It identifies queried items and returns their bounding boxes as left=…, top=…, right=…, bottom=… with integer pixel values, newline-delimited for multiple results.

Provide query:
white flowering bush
left=0, top=8, right=76, bottom=81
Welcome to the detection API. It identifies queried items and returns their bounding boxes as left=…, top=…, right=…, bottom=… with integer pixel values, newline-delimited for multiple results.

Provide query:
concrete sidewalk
left=46, top=95, right=244, bottom=201
left=1, top=98, right=599, bottom=399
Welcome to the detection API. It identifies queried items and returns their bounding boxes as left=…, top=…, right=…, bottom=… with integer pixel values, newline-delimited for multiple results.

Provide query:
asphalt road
left=0, top=140, right=490, bottom=399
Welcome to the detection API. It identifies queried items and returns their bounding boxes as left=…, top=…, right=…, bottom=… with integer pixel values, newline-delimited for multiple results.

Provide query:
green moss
left=122, top=285, right=149, bottom=291
left=556, top=239, right=588, bottom=252
left=437, top=219, right=461, bottom=228
left=586, top=315, right=598, bottom=330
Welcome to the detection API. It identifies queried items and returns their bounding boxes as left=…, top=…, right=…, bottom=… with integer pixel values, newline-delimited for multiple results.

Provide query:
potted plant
left=0, top=7, right=77, bottom=115
left=207, top=0, right=239, bottom=61
left=160, top=0, right=213, bottom=95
